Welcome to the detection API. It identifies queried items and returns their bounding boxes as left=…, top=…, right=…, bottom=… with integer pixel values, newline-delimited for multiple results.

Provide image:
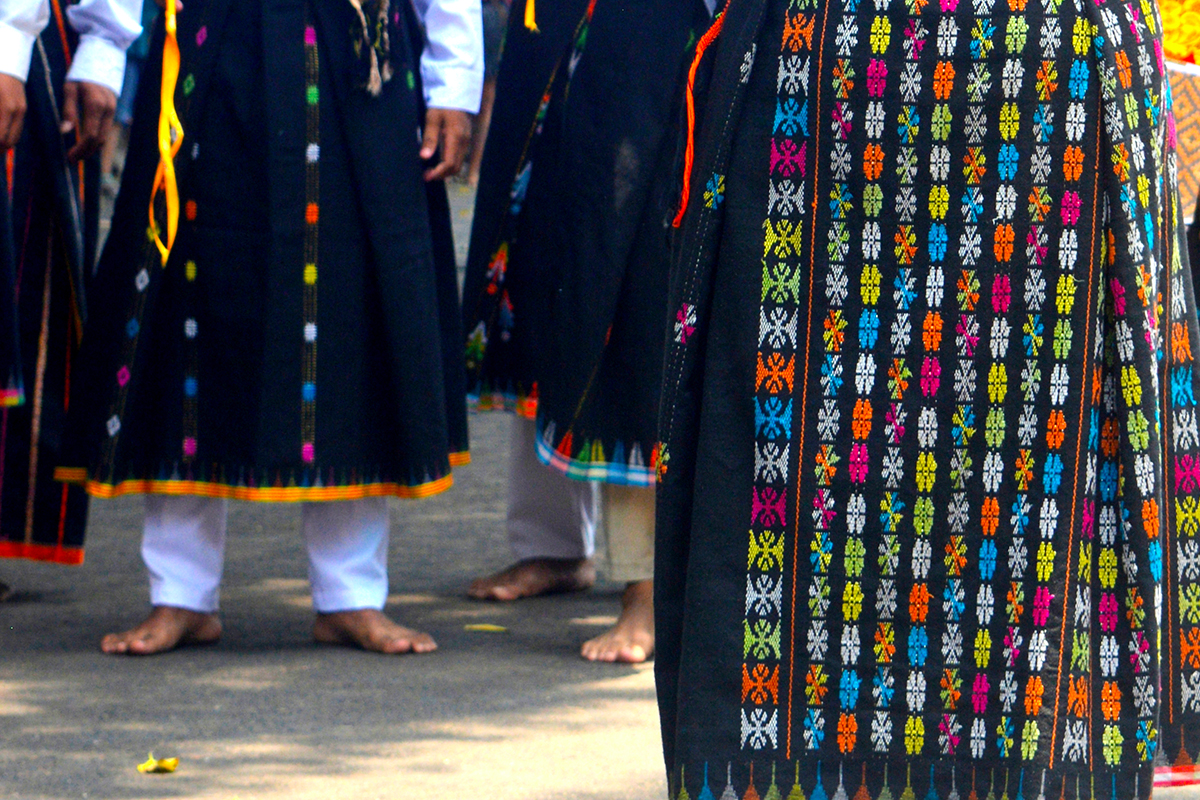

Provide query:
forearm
left=0, top=0, right=50, bottom=83
left=414, top=0, right=484, bottom=113
left=66, top=0, right=144, bottom=95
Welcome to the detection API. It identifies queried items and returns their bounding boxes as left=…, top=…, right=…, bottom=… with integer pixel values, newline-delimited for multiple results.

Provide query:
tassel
left=672, top=11, right=726, bottom=228
left=524, top=0, right=538, bottom=32
left=150, top=0, right=184, bottom=265
left=348, top=0, right=392, bottom=95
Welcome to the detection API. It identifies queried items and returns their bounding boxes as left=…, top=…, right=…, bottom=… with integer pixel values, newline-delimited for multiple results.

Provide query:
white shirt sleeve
left=410, top=0, right=484, bottom=113
left=0, top=0, right=51, bottom=84
left=65, top=0, right=144, bottom=96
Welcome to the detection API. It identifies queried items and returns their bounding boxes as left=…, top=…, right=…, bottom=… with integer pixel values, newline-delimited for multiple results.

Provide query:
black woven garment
left=59, top=0, right=469, bottom=502
left=461, top=0, right=708, bottom=486
left=655, top=0, right=1200, bottom=797
left=0, top=12, right=95, bottom=565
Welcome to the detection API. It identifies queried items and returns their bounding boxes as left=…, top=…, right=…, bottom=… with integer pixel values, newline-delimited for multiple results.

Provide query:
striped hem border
left=54, top=468, right=455, bottom=502
left=0, top=541, right=84, bottom=565
left=1156, top=766, right=1200, bottom=788
left=534, top=435, right=656, bottom=487
left=468, top=391, right=538, bottom=419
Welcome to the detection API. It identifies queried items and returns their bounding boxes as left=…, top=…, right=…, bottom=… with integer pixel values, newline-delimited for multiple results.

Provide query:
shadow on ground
left=0, top=411, right=665, bottom=800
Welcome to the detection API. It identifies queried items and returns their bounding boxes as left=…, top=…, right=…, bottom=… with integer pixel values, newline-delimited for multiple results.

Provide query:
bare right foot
left=100, top=606, right=222, bottom=656
left=467, top=558, right=596, bottom=602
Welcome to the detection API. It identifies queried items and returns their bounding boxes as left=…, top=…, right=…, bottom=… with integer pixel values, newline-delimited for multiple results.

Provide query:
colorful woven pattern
left=656, top=0, right=1200, bottom=794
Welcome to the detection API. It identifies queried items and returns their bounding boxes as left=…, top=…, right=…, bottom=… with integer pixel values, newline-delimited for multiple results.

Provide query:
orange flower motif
left=837, top=713, right=858, bottom=753
left=863, top=143, right=884, bottom=181
left=1101, top=681, right=1122, bottom=721
left=1046, top=409, right=1067, bottom=450
left=932, top=62, right=955, bottom=100
left=1063, top=146, right=1084, bottom=182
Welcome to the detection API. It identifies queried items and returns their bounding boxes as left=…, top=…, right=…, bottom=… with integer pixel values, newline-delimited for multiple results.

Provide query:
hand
left=0, top=73, right=27, bottom=150
left=420, top=107, right=472, bottom=182
left=61, top=80, right=117, bottom=161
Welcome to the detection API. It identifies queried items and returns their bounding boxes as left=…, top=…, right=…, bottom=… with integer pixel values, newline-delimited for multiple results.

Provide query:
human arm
left=0, top=0, right=50, bottom=148
left=63, top=0, right=143, bottom=159
left=411, top=0, right=483, bottom=180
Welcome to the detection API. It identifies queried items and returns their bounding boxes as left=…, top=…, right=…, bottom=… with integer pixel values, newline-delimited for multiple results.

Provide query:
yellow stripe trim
left=54, top=468, right=454, bottom=502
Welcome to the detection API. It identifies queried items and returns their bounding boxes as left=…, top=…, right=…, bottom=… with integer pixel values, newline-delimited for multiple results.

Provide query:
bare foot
left=581, top=579, right=654, bottom=663
left=313, top=609, right=437, bottom=654
left=0, top=581, right=12, bottom=602
left=467, top=557, right=596, bottom=602
left=100, top=606, right=222, bottom=655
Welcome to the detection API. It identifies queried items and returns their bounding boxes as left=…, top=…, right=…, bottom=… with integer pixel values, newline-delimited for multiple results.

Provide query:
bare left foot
left=0, top=581, right=12, bottom=603
left=581, top=579, right=654, bottom=663
left=313, top=609, right=437, bottom=655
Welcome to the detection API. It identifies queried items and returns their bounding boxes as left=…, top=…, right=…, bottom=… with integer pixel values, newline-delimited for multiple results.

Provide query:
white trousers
left=507, top=416, right=655, bottom=583
left=507, top=416, right=600, bottom=561
left=142, top=495, right=390, bottom=614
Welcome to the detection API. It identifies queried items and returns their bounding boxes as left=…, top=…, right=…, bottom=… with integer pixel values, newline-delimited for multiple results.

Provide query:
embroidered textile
left=655, top=0, right=1200, bottom=796
left=57, top=0, right=469, bottom=503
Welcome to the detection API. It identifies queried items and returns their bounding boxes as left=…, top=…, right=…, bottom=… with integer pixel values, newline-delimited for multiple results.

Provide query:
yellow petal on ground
left=463, top=624, right=508, bottom=633
left=136, top=752, right=179, bottom=774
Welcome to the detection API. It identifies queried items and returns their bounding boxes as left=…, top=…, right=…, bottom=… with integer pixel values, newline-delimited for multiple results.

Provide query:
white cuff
left=0, top=24, right=37, bottom=83
left=65, top=34, right=127, bottom=97
left=424, top=65, right=483, bottom=113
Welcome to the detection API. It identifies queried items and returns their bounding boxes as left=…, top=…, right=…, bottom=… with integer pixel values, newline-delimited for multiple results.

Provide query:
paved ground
left=0, top=409, right=665, bottom=800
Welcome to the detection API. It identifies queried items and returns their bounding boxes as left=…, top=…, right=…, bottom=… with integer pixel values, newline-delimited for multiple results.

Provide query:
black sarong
left=656, top=0, right=1200, bottom=797
left=0, top=11, right=93, bottom=565
left=461, top=0, right=707, bottom=486
left=58, top=0, right=468, bottom=502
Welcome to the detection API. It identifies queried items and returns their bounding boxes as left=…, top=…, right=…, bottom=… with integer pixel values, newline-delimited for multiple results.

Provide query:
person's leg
left=581, top=484, right=655, bottom=663
left=100, top=495, right=226, bottom=655
left=305, top=498, right=436, bottom=654
left=468, top=415, right=599, bottom=600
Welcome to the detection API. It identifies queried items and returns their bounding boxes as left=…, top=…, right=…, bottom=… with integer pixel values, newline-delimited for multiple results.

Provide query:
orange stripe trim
left=672, top=12, right=727, bottom=228
left=1049, top=103, right=1104, bottom=771
left=54, top=468, right=455, bottom=502
left=47, top=0, right=72, bottom=67
left=448, top=451, right=472, bottom=467
left=0, top=540, right=83, bottom=565
left=786, top=0, right=834, bottom=760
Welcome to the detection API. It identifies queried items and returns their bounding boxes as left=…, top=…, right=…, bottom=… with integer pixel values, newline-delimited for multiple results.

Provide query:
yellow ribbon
left=150, top=3, right=184, bottom=266
left=524, top=0, right=538, bottom=32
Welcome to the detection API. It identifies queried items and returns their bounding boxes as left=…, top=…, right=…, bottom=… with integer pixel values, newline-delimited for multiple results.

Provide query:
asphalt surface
left=0, top=185, right=666, bottom=800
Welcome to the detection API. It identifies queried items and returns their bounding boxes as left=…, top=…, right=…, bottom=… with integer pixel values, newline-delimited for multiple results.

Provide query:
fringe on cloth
left=348, top=0, right=393, bottom=95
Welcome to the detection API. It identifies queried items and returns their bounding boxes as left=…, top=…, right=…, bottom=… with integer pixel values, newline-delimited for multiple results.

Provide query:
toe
left=618, top=644, right=649, bottom=663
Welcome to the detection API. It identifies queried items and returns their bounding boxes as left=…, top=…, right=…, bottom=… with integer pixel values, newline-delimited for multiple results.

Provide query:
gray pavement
left=0, top=407, right=665, bottom=800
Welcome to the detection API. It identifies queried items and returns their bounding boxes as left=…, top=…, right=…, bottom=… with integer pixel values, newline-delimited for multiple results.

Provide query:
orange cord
left=672, top=11, right=726, bottom=229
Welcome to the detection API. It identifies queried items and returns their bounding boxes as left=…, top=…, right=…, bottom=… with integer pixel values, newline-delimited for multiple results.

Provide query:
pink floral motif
left=196, top=26, right=207, bottom=47
left=183, top=437, right=197, bottom=457
left=117, top=366, right=130, bottom=387
left=302, top=442, right=315, bottom=464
